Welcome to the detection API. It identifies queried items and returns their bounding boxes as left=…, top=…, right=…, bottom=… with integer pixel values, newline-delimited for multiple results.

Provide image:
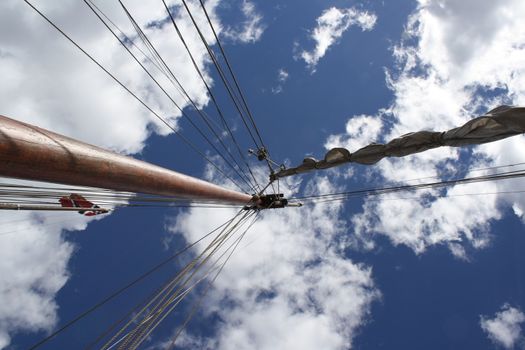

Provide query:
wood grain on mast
left=0, top=114, right=253, bottom=205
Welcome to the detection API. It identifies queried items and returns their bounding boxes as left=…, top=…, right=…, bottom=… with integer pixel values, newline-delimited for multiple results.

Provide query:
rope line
left=116, top=0, right=258, bottom=193
left=23, top=0, right=245, bottom=192
left=196, top=0, right=276, bottom=178
left=96, top=209, right=254, bottom=349
left=166, top=211, right=260, bottom=349
left=161, top=0, right=263, bottom=192
left=178, top=0, right=264, bottom=191
left=197, top=0, right=267, bottom=151
left=83, top=0, right=253, bottom=193
left=119, top=211, right=257, bottom=350
left=292, top=169, right=525, bottom=203
left=27, top=215, right=238, bottom=350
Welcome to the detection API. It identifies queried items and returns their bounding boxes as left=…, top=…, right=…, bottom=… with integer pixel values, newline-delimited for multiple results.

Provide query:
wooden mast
left=0, top=114, right=254, bottom=205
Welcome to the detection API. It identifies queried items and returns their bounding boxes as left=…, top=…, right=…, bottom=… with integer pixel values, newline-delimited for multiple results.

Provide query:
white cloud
left=0, top=209, right=93, bottom=348
left=0, top=0, right=231, bottom=153
left=278, top=68, right=289, bottom=82
left=481, top=304, right=525, bottom=349
left=164, top=169, right=380, bottom=350
left=0, top=0, right=237, bottom=347
left=299, top=7, right=377, bottom=72
left=271, top=68, right=289, bottom=94
left=325, top=0, right=525, bottom=256
left=352, top=179, right=500, bottom=253
left=223, top=0, right=265, bottom=43
left=325, top=114, right=383, bottom=152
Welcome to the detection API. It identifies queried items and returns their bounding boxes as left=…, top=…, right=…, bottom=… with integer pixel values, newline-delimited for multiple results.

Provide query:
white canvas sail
left=274, top=106, right=525, bottom=179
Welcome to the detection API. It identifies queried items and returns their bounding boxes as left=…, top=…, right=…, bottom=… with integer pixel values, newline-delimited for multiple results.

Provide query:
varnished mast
left=0, top=114, right=254, bottom=205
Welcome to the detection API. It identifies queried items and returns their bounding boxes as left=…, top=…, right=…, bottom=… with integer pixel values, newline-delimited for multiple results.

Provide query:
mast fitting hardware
left=244, top=193, right=289, bottom=210
left=248, top=148, right=269, bottom=161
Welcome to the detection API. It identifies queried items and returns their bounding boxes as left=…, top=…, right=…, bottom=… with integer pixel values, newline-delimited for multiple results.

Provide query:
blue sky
left=1, top=0, right=525, bottom=349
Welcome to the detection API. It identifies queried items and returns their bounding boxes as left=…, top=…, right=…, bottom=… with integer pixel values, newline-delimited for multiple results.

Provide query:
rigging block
left=244, top=193, right=289, bottom=210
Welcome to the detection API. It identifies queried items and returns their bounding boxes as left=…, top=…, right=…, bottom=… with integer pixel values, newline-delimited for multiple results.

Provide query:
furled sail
left=274, top=105, right=525, bottom=179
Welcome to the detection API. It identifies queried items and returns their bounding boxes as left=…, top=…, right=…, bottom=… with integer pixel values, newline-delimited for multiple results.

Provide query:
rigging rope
left=83, top=0, right=254, bottom=193
left=117, top=212, right=258, bottom=350
left=178, top=0, right=259, bottom=147
left=195, top=0, right=278, bottom=180
left=196, top=0, right=269, bottom=153
left=166, top=211, right=260, bottom=350
left=179, top=0, right=266, bottom=192
left=117, top=0, right=259, bottom=193
left=0, top=182, right=247, bottom=213
left=161, top=0, right=265, bottom=192
left=27, top=215, right=240, bottom=350
left=291, top=169, right=525, bottom=203
left=84, top=0, right=173, bottom=83
left=23, top=0, right=246, bottom=193
left=96, top=209, right=255, bottom=350
left=10, top=2, right=319, bottom=349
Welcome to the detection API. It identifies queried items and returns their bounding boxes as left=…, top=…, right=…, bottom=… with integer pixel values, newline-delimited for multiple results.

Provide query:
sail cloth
left=274, top=105, right=525, bottom=179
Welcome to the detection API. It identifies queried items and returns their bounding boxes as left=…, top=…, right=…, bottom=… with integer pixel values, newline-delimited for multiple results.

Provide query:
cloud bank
left=326, top=0, right=525, bottom=256
left=165, top=171, right=380, bottom=350
left=0, top=210, right=91, bottom=348
left=0, top=0, right=232, bottom=347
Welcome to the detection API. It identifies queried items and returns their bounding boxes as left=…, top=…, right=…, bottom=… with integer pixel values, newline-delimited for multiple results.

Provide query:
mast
left=0, top=114, right=253, bottom=205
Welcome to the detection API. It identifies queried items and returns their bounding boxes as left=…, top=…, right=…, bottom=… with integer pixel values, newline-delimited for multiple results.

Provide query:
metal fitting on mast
left=244, top=193, right=302, bottom=211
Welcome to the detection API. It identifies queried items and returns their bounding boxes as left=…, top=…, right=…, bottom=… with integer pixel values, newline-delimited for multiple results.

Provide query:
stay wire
left=7, top=160, right=525, bottom=204
left=83, top=0, right=253, bottom=194
left=89, top=210, right=249, bottom=349
left=177, top=0, right=263, bottom=191
left=116, top=0, right=258, bottom=193
left=161, top=0, right=256, bottom=148
left=0, top=183, right=253, bottom=214
left=23, top=0, right=245, bottom=193
left=87, top=209, right=252, bottom=350
left=166, top=211, right=260, bottom=350
left=106, top=257, right=223, bottom=350
left=292, top=169, right=525, bottom=203
left=0, top=183, right=247, bottom=205
left=0, top=191, right=245, bottom=209
left=97, top=209, right=251, bottom=349
left=124, top=6, right=222, bottom=133
left=397, top=161, right=525, bottom=185
left=197, top=0, right=265, bottom=147
left=121, top=3, right=188, bottom=98
left=161, top=0, right=263, bottom=192
left=177, top=1, right=252, bottom=139
left=134, top=212, right=258, bottom=350
left=302, top=189, right=525, bottom=205
left=183, top=0, right=251, bottom=132
left=117, top=211, right=255, bottom=349
left=124, top=211, right=258, bottom=350
left=27, top=216, right=237, bottom=350
left=105, top=278, right=196, bottom=349
left=111, top=213, right=254, bottom=350
left=93, top=213, right=247, bottom=349
left=116, top=9, right=192, bottom=106
left=298, top=172, right=525, bottom=203
left=84, top=0, right=172, bottom=82
left=119, top=1, right=247, bottom=166
left=102, top=211, right=255, bottom=350
left=197, top=0, right=275, bottom=176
